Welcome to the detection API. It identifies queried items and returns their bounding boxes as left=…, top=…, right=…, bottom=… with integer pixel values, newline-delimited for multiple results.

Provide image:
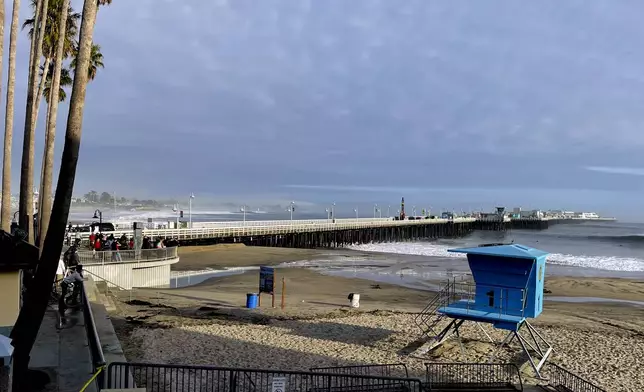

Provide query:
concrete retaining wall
left=84, top=258, right=179, bottom=289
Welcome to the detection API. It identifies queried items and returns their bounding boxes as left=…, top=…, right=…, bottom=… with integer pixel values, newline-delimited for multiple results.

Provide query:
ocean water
left=280, top=222, right=644, bottom=289
left=67, top=207, right=327, bottom=226
left=348, top=222, right=644, bottom=273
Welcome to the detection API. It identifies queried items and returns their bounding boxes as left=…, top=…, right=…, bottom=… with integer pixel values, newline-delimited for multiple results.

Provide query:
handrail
left=78, top=246, right=178, bottom=265
left=83, top=269, right=130, bottom=292
left=80, top=280, right=106, bottom=389
left=547, top=363, right=606, bottom=392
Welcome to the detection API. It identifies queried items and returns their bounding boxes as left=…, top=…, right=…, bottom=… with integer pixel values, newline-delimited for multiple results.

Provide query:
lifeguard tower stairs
left=415, top=243, right=553, bottom=378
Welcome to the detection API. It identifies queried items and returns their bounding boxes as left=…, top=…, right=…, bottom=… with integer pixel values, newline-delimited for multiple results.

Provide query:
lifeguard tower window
left=486, top=290, right=494, bottom=307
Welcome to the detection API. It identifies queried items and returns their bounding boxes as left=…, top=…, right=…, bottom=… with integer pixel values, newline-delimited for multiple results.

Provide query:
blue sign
left=259, top=266, right=275, bottom=294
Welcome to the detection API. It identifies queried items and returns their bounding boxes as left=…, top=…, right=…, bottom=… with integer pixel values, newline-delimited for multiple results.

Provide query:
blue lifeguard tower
left=415, top=243, right=553, bottom=377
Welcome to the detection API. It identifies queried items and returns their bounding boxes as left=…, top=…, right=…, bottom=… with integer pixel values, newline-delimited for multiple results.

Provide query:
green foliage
left=41, top=63, right=73, bottom=103
left=70, top=42, right=104, bottom=81
left=23, top=0, right=81, bottom=58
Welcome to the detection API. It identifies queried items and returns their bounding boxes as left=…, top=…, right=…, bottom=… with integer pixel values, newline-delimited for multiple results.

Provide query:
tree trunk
left=0, top=0, right=12, bottom=232
left=33, top=56, right=51, bottom=125
left=34, top=57, right=51, bottom=239
left=17, top=0, right=48, bottom=243
left=39, top=0, right=70, bottom=252
left=10, top=0, right=100, bottom=388
left=36, top=87, right=53, bottom=248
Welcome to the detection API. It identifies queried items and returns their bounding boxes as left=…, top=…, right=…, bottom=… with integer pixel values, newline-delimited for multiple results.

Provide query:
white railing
left=193, top=217, right=396, bottom=228
left=70, top=217, right=476, bottom=241
left=79, top=247, right=179, bottom=265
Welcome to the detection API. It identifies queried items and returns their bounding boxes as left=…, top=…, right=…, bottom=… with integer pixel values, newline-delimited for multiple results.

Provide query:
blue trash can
left=246, top=293, right=259, bottom=309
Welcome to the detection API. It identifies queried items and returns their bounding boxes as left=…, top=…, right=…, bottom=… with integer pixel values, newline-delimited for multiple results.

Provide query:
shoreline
left=174, top=244, right=644, bottom=302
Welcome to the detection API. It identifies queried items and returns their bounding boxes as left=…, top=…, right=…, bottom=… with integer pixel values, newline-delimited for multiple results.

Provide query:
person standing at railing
left=111, top=239, right=122, bottom=262
left=119, top=233, right=128, bottom=249
left=156, top=239, right=166, bottom=249
left=89, top=232, right=96, bottom=250
left=93, top=235, right=102, bottom=259
left=128, top=237, right=134, bottom=250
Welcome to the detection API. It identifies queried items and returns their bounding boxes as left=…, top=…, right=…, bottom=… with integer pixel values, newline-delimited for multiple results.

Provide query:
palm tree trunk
left=34, top=56, right=51, bottom=124
left=0, top=0, right=11, bottom=233
left=36, top=87, right=53, bottom=248
left=11, top=0, right=99, bottom=388
left=17, top=0, right=48, bottom=243
left=39, top=0, right=70, bottom=252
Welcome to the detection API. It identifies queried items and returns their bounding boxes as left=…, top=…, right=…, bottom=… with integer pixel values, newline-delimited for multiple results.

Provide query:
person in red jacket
left=89, top=233, right=96, bottom=250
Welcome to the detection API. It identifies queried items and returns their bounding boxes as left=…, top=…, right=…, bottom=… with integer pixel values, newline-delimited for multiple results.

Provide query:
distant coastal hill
left=71, top=190, right=176, bottom=209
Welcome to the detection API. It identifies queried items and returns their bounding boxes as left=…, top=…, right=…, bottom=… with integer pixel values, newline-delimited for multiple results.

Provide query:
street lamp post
left=240, top=205, right=247, bottom=225
left=92, top=209, right=103, bottom=232
left=189, top=193, right=195, bottom=229
left=354, top=208, right=359, bottom=219
left=325, top=208, right=330, bottom=221
left=287, top=201, right=295, bottom=221
left=373, top=204, right=378, bottom=218
left=331, top=202, right=335, bottom=220
left=412, top=205, right=416, bottom=216
left=387, top=205, right=390, bottom=218
left=172, top=204, right=179, bottom=228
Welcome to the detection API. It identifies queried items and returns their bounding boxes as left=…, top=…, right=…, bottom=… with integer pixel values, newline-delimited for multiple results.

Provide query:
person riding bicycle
left=59, top=265, right=84, bottom=318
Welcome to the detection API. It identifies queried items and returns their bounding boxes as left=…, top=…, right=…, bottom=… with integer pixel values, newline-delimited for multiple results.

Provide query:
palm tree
left=11, top=1, right=113, bottom=388
left=71, top=42, right=104, bottom=80
left=23, top=0, right=80, bottom=120
left=37, top=0, right=72, bottom=250
left=18, top=0, right=48, bottom=244
left=24, top=0, right=78, bottom=244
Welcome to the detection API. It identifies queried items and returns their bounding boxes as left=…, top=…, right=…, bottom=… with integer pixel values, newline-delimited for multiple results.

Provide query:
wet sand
left=175, top=244, right=333, bottom=270
left=110, top=245, right=644, bottom=392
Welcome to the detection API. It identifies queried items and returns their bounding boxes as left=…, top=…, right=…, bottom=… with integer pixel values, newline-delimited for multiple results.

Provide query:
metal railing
left=546, top=364, right=607, bottom=392
left=107, top=362, right=423, bottom=392
left=311, top=364, right=410, bottom=379
left=425, top=363, right=523, bottom=391
left=437, top=277, right=530, bottom=320
left=70, top=217, right=478, bottom=242
left=78, top=246, right=179, bottom=265
left=80, top=281, right=106, bottom=389
left=195, top=217, right=397, bottom=228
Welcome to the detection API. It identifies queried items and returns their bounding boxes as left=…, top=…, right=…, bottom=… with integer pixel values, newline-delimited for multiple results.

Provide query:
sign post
left=281, top=277, right=286, bottom=310
left=259, top=266, right=275, bottom=307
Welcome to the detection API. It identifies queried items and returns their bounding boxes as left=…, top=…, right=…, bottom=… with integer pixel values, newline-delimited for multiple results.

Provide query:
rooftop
left=447, top=243, right=549, bottom=259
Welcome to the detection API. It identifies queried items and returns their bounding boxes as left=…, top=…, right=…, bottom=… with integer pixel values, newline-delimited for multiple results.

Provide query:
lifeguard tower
left=415, top=243, right=553, bottom=377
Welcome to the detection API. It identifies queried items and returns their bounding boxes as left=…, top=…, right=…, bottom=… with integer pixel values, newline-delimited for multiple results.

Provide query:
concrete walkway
left=30, top=306, right=97, bottom=392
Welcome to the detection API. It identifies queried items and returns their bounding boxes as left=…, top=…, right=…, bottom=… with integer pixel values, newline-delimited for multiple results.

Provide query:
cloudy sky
left=4, top=0, right=644, bottom=218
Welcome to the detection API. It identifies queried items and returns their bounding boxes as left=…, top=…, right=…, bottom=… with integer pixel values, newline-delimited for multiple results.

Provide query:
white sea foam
left=69, top=208, right=238, bottom=224
left=347, top=242, right=644, bottom=272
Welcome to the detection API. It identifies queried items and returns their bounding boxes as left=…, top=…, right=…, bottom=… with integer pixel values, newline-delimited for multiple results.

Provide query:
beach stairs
left=414, top=282, right=453, bottom=339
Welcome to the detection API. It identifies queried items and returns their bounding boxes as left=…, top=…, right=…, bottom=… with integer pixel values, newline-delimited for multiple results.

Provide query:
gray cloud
left=4, top=0, right=644, bottom=217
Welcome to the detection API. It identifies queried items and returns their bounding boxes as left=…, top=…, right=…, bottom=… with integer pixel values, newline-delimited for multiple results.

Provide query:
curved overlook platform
left=81, top=247, right=179, bottom=289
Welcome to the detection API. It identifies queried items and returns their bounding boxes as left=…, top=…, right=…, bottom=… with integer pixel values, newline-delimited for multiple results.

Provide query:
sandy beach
left=109, top=245, right=644, bottom=392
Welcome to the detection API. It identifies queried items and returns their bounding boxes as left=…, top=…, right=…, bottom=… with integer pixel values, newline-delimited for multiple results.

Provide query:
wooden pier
left=71, top=216, right=615, bottom=249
